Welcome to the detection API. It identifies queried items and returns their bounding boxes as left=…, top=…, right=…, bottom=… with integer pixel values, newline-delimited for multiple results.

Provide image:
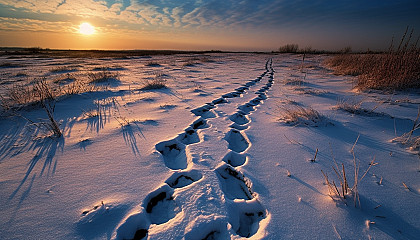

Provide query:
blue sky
left=0, top=0, right=419, bottom=51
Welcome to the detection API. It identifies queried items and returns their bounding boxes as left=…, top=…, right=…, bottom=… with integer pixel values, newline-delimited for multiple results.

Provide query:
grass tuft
left=322, top=140, right=375, bottom=207
left=87, top=69, right=120, bottom=84
left=392, top=108, right=420, bottom=152
left=280, top=106, right=329, bottom=127
left=140, top=73, right=168, bottom=90
left=145, top=61, right=161, bottom=67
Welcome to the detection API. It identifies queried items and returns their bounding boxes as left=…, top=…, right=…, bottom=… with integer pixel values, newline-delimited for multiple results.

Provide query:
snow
left=0, top=53, right=419, bottom=239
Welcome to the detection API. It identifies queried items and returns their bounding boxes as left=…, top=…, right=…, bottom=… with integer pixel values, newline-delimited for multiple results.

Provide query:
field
left=0, top=52, right=419, bottom=239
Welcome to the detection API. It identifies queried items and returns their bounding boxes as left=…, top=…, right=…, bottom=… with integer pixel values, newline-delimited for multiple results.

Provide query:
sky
left=0, top=0, right=419, bottom=51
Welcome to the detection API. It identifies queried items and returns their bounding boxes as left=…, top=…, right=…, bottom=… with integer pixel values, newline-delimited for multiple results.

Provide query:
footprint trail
left=114, top=59, right=275, bottom=239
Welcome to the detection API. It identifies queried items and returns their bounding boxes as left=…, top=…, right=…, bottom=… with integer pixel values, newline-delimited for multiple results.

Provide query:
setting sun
left=78, top=22, right=95, bottom=35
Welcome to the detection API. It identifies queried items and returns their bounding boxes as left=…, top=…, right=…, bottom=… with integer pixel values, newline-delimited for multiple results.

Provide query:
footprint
left=222, top=151, right=247, bottom=167
left=256, top=89, right=266, bottom=94
left=248, top=98, right=261, bottom=106
left=216, top=164, right=254, bottom=200
left=237, top=103, right=255, bottom=114
left=212, top=97, right=228, bottom=105
left=235, top=86, right=249, bottom=93
left=165, top=169, right=203, bottom=188
left=256, top=93, right=267, bottom=100
left=245, top=82, right=255, bottom=87
left=143, top=184, right=179, bottom=224
left=191, top=104, right=216, bottom=118
left=155, top=139, right=190, bottom=170
left=227, top=198, right=267, bottom=238
left=225, top=129, right=250, bottom=153
left=229, top=123, right=249, bottom=130
left=184, top=217, right=229, bottom=240
left=229, top=111, right=250, bottom=125
left=191, top=117, right=209, bottom=130
left=222, top=91, right=241, bottom=98
left=114, top=212, right=150, bottom=240
left=177, top=127, right=200, bottom=145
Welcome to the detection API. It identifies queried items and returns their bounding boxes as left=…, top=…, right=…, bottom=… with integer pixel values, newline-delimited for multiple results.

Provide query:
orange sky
left=0, top=0, right=419, bottom=51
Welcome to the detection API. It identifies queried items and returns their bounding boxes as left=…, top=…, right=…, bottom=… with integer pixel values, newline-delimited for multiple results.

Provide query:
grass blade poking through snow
left=322, top=139, right=375, bottom=207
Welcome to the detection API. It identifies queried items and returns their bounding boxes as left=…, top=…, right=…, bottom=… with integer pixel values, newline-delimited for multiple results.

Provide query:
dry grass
left=322, top=140, right=375, bottom=207
left=31, top=80, right=62, bottom=137
left=50, top=66, right=77, bottom=73
left=0, top=79, right=62, bottom=136
left=141, top=73, right=167, bottom=90
left=87, top=69, right=120, bottom=84
left=1, top=75, right=101, bottom=111
left=333, top=99, right=384, bottom=116
left=392, top=108, right=420, bottom=152
left=326, top=28, right=420, bottom=90
left=280, top=106, right=329, bottom=126
left=145, top=61, right=161, bottom=67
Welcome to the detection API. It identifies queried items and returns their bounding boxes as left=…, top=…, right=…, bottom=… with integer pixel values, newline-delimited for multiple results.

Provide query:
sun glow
left=79, top=22, right=95, bottom=35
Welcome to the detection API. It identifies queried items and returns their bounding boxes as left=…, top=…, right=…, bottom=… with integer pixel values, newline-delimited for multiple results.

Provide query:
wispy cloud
left=0, top=0, right=419, bottom=50
left=2, top=0, right=419, bottom=31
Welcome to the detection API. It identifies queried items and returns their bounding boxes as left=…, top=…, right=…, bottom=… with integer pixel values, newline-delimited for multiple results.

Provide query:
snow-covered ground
left=0, top=53, right=419, bottom=239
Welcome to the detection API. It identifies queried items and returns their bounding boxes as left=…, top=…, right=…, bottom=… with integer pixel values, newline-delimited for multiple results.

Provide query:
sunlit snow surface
left=0, top=53, right=419, bottom=239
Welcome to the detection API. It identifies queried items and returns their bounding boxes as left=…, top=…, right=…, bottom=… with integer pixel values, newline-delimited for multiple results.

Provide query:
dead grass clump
left=280, top=106, right=329, bottom=126
left=87, top=70, right=119, bottom=84
left=60, top=79, right=98, bottom=95
left=284, top=78, right=304, bottom=86
left=334, top=99, right=363, bottom=114
left=334, top=99, right=390, bottom=117
left=31, top=80, right=62, bottom=137
left=50, top=66, right=77, bottom=73
left=145, top=61, right=161, bottom=67
left=53, top=73, right=76, bottom=84
left=1, top=77, right=100, bottom=111
left=0, top=62, right=24, bottom=68
left=15, top=72, right=28, bottom=77
left=141, top=73, right=167, bottom=90
left=0, top=79, right=62, bottom=137
left=322, top=140, right=375, bottom=207
left=392, top=108, right=420, bottom=152
left=0, top=83, right=36, bottom=109
left=326, top=28, right=420, bottom=90
left=182, top=59, right=199, bottom=67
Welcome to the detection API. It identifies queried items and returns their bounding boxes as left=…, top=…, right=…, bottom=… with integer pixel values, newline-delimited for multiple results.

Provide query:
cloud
left=0, top=16, right=74, bottom=33
left=0, top=0, right=419, bottom=50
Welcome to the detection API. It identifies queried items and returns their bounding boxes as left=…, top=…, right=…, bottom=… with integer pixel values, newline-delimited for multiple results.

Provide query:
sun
left=79, top=22, right=95, bottom=35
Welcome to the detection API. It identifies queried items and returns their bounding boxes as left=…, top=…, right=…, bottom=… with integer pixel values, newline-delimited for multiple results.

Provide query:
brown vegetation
left=326, top=28, right=420, bottom=90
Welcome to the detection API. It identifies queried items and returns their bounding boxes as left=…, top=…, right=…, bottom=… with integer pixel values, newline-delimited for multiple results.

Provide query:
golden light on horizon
left=78, top=22, right=95, bottom=35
